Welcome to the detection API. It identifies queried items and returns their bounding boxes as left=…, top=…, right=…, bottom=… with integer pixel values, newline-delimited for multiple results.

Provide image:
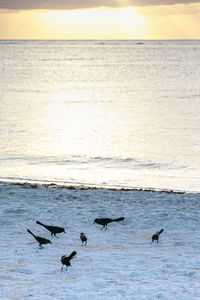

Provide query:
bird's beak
left=64, top=230, right=66, bottom=234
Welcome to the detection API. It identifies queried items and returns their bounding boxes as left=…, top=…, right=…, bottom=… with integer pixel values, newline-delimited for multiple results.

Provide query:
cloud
left=139, top=3, right=200, bottom=15
left=0, top=0, right=200, bottom=10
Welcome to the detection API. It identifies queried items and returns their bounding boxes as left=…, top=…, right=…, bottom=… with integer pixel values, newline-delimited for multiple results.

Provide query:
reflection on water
left=0, top=40, right=200, bottom=192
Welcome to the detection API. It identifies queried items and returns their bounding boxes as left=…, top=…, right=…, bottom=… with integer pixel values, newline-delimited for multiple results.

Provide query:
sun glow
left=43, top=7, right=147, bottom=39
left=0, top=7, right=146, bottom=39
left=0, top=3, right=200, bottom=39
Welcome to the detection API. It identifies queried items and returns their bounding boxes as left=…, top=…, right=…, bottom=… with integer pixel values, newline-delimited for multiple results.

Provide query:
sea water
left=0, top=40, right=200, bottom=192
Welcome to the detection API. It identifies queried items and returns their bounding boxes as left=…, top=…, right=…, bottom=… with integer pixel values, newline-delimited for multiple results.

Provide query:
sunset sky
left=0, top=0, right=200, bottom=39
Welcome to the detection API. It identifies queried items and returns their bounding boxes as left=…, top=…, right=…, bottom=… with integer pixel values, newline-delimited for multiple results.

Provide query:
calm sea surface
left=0, top=40, right=200, bottom=192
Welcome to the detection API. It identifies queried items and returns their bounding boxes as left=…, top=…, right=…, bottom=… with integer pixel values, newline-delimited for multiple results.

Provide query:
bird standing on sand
left=61, top=251, right=77, bottom=271
left=151, top=229, right=164, bottom=243
left=36, top=220, right=65, bottom=237
left=94, top=217, right=125, bottom=229
left=27, top=229, right=52, bottom=248
left=80, top=233, right=87, bottom=246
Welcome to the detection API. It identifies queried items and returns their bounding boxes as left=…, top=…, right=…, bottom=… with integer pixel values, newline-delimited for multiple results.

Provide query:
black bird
left=36, top=220, right=65, bottom=237
left=61, top=251, right=77, bottom=271
left=80, top=233, right=87, bottom=246
left=27, top=229, right=52, bottom=248
left=94, top=217, right=125, bottom=229
left=151, top=229, right=164, bottom=243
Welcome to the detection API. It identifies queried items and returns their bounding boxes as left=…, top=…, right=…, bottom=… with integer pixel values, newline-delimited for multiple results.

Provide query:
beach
left=1, top=181, right=200, bottom=299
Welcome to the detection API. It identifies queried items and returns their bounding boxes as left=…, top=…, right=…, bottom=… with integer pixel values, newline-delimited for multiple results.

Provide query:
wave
left=3, top=154, right=180, bottom=170
left=1, top=154, right=195, bottom=193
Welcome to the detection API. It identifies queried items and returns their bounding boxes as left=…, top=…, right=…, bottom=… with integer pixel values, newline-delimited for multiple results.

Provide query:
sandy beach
left=1, top=181, right=200, bottom=299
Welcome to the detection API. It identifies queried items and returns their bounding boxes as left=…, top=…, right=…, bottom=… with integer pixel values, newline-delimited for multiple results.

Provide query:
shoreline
left=1, top=179, right=198, bottom=195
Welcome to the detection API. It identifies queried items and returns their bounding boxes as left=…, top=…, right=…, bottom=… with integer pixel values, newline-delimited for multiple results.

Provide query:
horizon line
left=0, top=38, right=200, bottom=41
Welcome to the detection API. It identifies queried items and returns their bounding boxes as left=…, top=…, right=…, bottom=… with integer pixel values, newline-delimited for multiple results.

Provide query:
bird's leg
left=54, top=234, right=59, bottom=238
left=61, top=266, right=64, bottom=272
left=100, top=226, right=104, bottom=230
left=65, top=266, right=68, bottom=271
left=39, top=244, right=44, bottom=249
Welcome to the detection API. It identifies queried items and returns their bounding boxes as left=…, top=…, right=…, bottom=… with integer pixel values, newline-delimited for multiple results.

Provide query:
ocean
left=0, top=40, right=200, bottom=192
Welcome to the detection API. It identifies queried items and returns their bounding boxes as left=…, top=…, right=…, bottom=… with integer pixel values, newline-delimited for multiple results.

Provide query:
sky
left=0, top=0, right=200, bottom=39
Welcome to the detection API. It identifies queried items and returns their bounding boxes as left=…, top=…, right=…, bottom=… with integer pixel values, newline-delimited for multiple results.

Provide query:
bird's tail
left=27, top=229, right=36, bottom=238
left=36, top=220, right=46, bottom=228
left=111, top=217, right=125, bottom=223
left=69, top=251, right=77, bottom=260
left=157, top=229, right=164, bottom=236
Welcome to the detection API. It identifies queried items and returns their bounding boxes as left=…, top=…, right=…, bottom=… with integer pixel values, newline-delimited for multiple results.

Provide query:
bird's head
left=61, top=255, right=66, bottom=262
left=72, top=251, right=77, bottom=257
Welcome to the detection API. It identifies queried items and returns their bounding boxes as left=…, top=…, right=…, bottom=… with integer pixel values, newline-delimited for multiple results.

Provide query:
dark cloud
left=0, top=0, right=199, bottom=10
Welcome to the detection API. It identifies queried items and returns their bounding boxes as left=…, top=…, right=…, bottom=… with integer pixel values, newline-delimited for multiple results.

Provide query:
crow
left=36, top=220, right=65, bottom=237
left=80, top=233, right=87, bottom=246
left=61, top=251, right=77, bottom=271
left=94, top=217, right=125, bottom=229
left=151, top=229, right=164, bottom=243
left=27, top=229, right=52, bottom=248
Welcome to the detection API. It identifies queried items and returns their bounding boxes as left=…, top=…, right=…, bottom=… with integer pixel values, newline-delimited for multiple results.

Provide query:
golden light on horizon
left=38, top=7, right=147, bottom=39
left=0, top=3, right=200, bottom=39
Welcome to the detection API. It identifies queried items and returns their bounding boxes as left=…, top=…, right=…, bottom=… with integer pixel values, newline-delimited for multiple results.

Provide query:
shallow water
left=0, top=40, right=200, bottom=192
